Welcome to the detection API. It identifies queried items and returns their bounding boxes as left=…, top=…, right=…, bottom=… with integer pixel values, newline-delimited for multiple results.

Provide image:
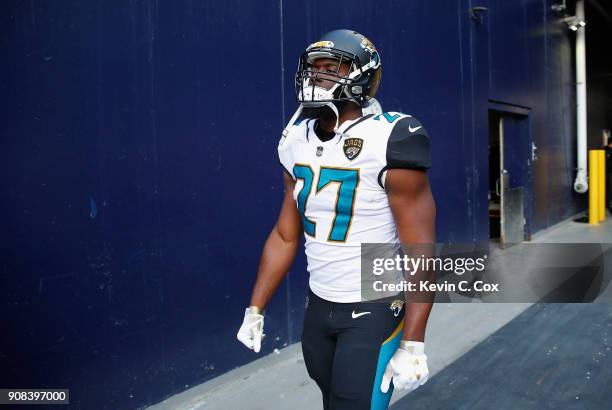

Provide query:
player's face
left=308, top=58, right=351, bottom=91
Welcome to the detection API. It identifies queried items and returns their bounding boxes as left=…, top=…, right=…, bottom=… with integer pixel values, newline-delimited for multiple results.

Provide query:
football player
left=237, top=29, right=436, bottom=410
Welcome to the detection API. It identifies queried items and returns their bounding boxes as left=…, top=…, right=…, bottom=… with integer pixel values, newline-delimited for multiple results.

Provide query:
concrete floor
left=391, top=304, right=612, bottom=410
left=147, top=215, right=612, bottom=410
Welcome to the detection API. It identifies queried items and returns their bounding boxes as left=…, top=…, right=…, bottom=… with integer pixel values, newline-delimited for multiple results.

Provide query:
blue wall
left=0, top=1, right=584, bottom=408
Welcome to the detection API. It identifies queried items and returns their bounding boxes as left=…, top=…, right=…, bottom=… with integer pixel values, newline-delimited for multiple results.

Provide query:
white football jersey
left=278, top=112, right=431, bottom=303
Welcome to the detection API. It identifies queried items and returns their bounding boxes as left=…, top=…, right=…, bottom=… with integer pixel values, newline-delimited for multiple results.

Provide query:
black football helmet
left=295, top=29, right=382, bottom=107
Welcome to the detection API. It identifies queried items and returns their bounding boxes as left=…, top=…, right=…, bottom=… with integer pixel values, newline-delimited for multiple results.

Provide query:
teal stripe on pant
left=370, top=322, right=404, bottom=410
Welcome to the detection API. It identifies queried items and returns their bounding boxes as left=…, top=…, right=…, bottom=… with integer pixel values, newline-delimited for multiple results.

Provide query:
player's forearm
left=249, top=225, right=299, bottom=309
left=400, top=242, right=435, bottom=342
left=395, top=211, right=435, bottom=342
left=401, top=245, right=435, bottom=342
left=402, top=302, right=433, bottom=342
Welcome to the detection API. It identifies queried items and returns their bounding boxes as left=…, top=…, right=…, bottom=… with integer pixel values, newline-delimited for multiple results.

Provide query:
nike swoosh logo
left=351, top=310, right=371, bottom=319
left=408, top=125, right=422, bottom=133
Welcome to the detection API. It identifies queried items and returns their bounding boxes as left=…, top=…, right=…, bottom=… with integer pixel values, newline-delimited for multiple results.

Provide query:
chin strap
left=283, top=101, right=351, bottom=138
left=324, top=102, right=342, bottom=135
left=282, top=105, right=304, bottom=138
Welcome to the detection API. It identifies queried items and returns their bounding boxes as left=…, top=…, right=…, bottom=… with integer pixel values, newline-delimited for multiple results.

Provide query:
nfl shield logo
left=343, top=138, right=363, bottom=160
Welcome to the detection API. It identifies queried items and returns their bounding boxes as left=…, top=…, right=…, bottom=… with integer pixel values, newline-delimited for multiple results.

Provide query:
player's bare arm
left=386, top=168, right=436, bottom=342
left=237, top=172, right=301, bottom=353
left=250, top=172, right=302, bottom=310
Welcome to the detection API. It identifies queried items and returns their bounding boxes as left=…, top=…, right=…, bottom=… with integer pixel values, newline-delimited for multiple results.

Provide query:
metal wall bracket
left=470, top=6, right=488, bottom=23
left=551, top=0, right=567, bottom=13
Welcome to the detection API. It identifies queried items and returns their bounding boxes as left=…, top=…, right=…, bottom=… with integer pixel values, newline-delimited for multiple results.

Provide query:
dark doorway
left=489, top=111, right=502, bottom=240
left=489, top=110, right=531, bottom=247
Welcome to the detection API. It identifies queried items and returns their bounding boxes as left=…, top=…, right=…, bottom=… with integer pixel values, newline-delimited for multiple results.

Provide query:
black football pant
left=301, top=289, right=404, bottom=410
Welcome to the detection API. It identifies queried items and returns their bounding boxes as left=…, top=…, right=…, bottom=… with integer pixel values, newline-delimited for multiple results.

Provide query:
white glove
left=380, top=341, right=429, bottom=393
left=236, top=307, right=265, bottom=353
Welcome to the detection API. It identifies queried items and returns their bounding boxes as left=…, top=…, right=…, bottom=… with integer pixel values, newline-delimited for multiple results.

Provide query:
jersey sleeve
left=278, top=133, right=295, bottom=179
left=385, top=116, right=431, bottom=171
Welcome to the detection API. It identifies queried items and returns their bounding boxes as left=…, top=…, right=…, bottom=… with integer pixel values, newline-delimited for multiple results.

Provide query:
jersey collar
left=337, top=114, right=374, bottom=135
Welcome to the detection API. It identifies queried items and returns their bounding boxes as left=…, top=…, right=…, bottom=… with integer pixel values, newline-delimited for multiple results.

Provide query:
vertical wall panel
left=1, top=0, right=295, bottom=408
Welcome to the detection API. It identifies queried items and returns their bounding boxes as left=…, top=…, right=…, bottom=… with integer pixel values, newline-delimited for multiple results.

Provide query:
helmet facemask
left=296, top=48, right=368, bottom=107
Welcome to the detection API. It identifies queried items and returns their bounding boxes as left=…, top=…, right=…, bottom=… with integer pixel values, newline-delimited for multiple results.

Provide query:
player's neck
left=318, top=104, right=363, bottom=134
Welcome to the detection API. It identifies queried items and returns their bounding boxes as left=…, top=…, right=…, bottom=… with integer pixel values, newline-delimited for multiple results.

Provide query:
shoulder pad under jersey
left=386, top=116, right=431, bottom=170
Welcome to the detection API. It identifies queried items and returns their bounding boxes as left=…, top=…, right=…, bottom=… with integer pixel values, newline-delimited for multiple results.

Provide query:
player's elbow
left=425, top=192, right=436, bottom=220
left=274, top=223, right=300, bottom=247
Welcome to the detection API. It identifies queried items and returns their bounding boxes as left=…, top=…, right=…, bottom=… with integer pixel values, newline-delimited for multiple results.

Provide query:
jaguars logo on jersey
left=343, top=138, right=363, bottom=160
